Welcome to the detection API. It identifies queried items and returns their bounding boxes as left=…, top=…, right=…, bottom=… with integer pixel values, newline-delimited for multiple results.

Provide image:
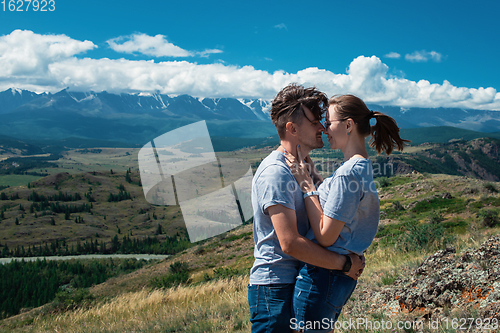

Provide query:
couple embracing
left=248, top=84, right=408, bottom=333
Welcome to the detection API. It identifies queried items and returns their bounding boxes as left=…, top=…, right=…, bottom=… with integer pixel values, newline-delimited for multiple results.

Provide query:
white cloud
left=384, top=52, right=401, bottom=59
left=198, top=49, right=224, bottom=58
left=274, top=23, right=287, bottom=30
left=0, top=29, right=96, bottom=77
left=0, top=30, right=499, bottom=110
left=405, top=50, right=443, bottom=62
left=106, top=33, right=223, bottom=58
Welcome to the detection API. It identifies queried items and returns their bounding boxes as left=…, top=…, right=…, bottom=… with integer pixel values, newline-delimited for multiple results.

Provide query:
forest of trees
left=0, top=155, right=60, bottom=176
left=0, top=192, right=19, bottom=200
left=0, top=258, right=147, bottom=319
left=0, top=233, right=191, bottom=258
left=28, top=190, right=82, bottom=202
left=107, top=186, right=132, bottom=202
left=28, top=201, right=93, bottom=215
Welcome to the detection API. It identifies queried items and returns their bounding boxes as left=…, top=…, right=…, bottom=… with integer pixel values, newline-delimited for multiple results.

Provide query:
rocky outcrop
left=372, top=236, right=500, bottom=320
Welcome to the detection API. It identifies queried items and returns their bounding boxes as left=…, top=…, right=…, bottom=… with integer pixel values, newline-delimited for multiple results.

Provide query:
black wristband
left=341, top=254, right=352, bottom=273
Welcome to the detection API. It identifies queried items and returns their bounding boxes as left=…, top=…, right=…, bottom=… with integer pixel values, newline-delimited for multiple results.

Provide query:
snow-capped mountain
left=0, top=88, right=46, bottom=115
left=1, top=87, right=500, bottom=144
left=0, top=88, right=271, bottom=121
left=0, top=88, right=275, bottom=143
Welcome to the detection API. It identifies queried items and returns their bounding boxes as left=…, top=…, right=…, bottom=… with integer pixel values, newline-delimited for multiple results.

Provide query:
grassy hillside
left=372, top=138, right=500, bottom=181
left=1, top=173, right=500, bottom=332
left=0, top=169, right=188, bottom=253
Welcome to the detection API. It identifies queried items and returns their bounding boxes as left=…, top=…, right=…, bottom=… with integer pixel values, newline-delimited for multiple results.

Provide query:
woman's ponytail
left=329, top=94, right=410, bottom=155
left=370, top=112, right=410, bottom=155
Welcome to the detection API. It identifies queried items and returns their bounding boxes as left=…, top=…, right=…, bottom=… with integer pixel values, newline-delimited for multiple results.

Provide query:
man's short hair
left=270, top=83, right=328, bottom=139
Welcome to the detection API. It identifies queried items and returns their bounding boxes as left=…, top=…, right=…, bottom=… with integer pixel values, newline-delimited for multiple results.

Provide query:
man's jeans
left=248, top=283, right=294, bottom=333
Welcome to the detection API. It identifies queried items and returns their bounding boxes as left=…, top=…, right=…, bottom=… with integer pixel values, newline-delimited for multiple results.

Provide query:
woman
left=286, top=94, right=409, bottom=332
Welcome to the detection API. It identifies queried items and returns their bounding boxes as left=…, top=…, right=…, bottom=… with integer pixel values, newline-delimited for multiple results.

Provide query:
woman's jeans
left=248, top=283, right=295, bottom=333
left=292, top=264, right=357, bottom=333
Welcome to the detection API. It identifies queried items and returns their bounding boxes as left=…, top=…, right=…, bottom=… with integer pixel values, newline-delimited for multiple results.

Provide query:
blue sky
left=1, top=0, right=499, bottom=109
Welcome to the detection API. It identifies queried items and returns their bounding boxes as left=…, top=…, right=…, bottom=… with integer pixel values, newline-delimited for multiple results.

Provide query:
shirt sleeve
left=322, top=174, right=361, bottom=225
left=255, top=164, right=296, bottom=214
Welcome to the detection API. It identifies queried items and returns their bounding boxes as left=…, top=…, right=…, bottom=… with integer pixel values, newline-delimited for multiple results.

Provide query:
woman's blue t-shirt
left=306, top=158, right=380, bottom=255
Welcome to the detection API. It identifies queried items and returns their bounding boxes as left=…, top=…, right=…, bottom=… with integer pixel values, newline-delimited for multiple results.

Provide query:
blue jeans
left=292, top=264, right=357, bottom=333
left=248, top=283, right=295, bottom=333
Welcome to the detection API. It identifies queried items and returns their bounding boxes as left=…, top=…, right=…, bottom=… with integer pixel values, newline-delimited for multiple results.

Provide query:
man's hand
left=304, top=154, right=323, bottom=186
left=345, top=253, right=365, bottom=280
left=284, top=146, right=316, bottom=193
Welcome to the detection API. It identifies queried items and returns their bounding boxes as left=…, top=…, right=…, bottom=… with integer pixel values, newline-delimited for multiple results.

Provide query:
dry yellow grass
left=21, top=276, right=250, bottom=333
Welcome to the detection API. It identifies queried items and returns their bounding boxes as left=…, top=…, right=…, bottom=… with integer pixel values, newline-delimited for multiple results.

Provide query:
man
left=248, top=84, right=365, bottom=332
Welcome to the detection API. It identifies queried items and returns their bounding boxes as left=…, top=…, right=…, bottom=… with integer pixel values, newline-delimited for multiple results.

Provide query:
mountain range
left=0, top=88, right=271, bottom=120
left=1, top=88, right=500, bottom=144
left=0, top=88, right=275, bottom=144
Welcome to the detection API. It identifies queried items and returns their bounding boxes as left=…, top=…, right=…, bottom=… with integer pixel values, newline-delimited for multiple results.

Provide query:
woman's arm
left=303, top=195, right=344, bottom=247
left=268, top=204, right=364, bottom=279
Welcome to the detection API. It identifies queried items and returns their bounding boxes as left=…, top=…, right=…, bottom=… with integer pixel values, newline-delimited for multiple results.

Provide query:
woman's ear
left=346, top=118, right=354, bottom=132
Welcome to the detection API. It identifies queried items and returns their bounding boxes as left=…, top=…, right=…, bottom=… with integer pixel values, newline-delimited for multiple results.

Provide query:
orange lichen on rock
left=461, top=287, right=492, bottom=303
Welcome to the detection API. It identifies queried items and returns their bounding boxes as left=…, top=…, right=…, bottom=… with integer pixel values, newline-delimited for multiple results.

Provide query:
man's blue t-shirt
left=306, top=158, right=379, bottom=255
left=249, top=150, right=309, bottom=285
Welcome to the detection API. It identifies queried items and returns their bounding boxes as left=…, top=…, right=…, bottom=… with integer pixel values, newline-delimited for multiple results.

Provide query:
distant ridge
left=366, top=103, right=500, bottom=133
left=24, top=137, right=143, bottom=149
left=0, top=134, right=44, bottom=155
left=400, top=126, right=500, bottom=145
left=3, top=126, right=500, bottom=153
